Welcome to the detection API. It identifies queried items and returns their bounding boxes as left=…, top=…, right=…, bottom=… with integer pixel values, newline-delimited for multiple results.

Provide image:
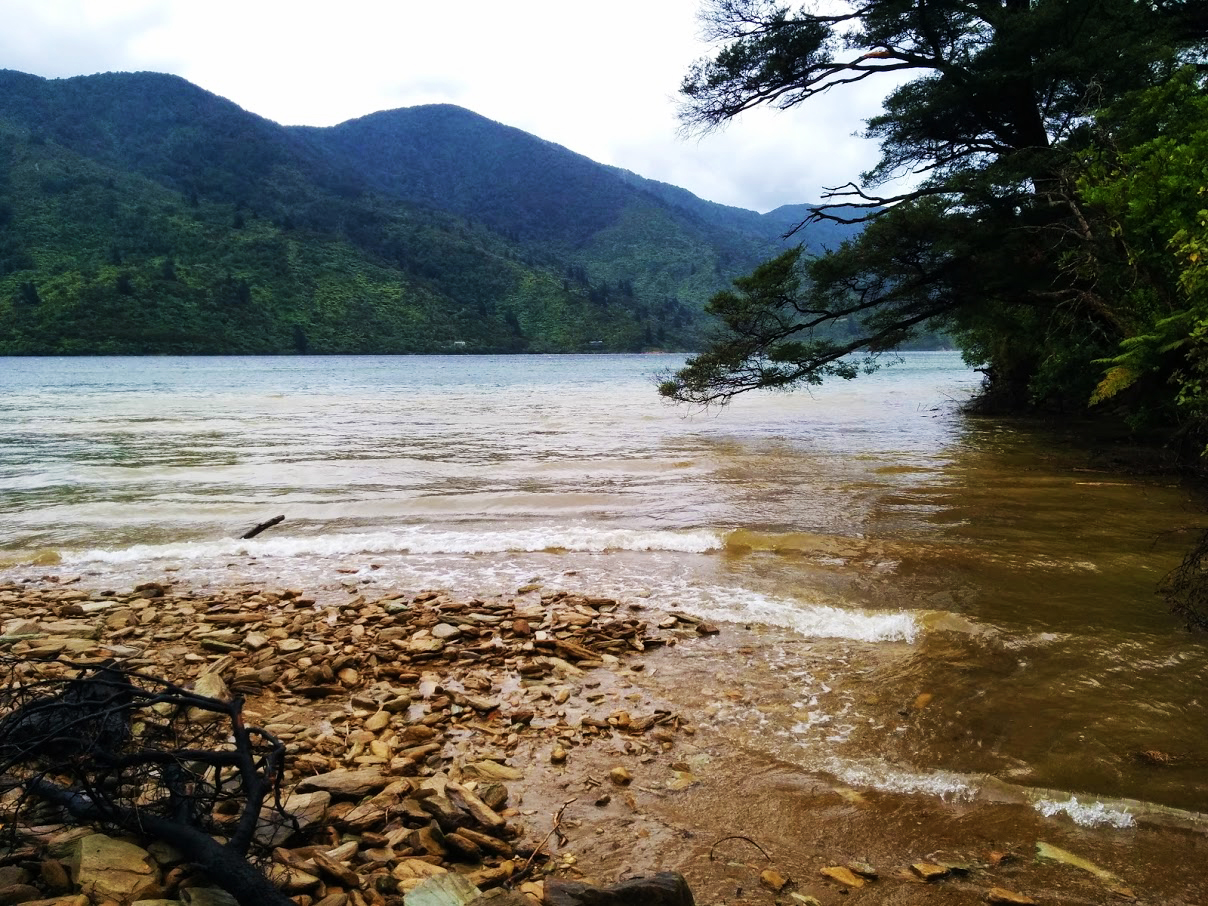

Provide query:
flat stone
left=297, top=768, right=390, bottom=797
left=408, top=638, right=446, bottom=654
left=910, top=863, right=950, bottom=882
left=819, top=866, right=864, bottom=888
left=403, top=872, right=480, bottom=906
left=40, top=620, right=99, bottom=638
left=265, top=863, right=321, bottom=893
left=759, top=870, right=788, bottom=893
left=463, top=761, right=523, bottom=782
left=392, top=860, right=449, bottom=883
left=431, top=623, right=462, bottom=640
left=71, top=834, right=162, bottom=906
left=987, top=889, right=1038, bottom=905
left=445, top=779, right=506, bottom=830
left=364, top=710, right=391, bottom=731
left=26, top=638, right=97, bottom=658
left=847, top=861, right=878, bottom=880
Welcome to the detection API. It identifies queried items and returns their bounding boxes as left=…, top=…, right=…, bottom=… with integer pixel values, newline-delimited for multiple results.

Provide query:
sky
left=0, top=0, right=897, bottom=214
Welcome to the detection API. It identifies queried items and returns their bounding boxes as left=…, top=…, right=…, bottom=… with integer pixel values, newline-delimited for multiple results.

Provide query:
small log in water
left=241, top=515, right=284, bottom=539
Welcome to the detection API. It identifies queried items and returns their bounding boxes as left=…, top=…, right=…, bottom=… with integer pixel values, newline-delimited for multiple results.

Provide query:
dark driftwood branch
left=0, top=658, right=292, bottom=906
left=241, top=515, right=284, bottom=539
left=29, top=778, right=291, bottom=906
left=709, top=834, right=771, bottom=862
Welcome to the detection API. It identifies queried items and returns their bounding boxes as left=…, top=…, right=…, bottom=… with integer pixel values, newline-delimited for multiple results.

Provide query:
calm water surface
left=1, top=353, right=1205, bottom=823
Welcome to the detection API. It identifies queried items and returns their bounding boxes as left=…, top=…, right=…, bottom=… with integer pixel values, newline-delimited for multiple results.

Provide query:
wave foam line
left=823, top=758, right=1207, bottom=831
left=659, top=583, right=919, bottom=643
left=1035, top=796, right=1134, bottom=828
left=62, top=526, right=724, bottom=564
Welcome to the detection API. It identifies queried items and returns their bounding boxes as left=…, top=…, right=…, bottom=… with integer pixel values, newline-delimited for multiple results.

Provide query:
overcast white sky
left=0, top=0, right=895, bottom=214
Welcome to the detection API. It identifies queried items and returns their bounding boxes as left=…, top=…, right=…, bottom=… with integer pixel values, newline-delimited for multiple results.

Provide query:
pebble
left=609, top=766, right=633, bottom=786
left=910, top=863, right=951, bottom=882
left=986, top=889, right=1038, bottom=905
left=759, top=869, right=788, bottom=893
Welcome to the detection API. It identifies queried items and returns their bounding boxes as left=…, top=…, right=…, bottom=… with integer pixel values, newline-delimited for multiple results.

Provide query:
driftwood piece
left=0, top=657, right=293, bottom=906
left=241, top=515, right=285, bottom=540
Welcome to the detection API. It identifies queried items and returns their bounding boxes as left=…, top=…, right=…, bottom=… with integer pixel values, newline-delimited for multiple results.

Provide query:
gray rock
left=297, top=768, right=390, bottom=797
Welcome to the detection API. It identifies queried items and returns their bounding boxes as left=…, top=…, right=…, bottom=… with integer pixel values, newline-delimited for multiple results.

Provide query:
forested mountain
left=0, top=69, right=850, bottom=355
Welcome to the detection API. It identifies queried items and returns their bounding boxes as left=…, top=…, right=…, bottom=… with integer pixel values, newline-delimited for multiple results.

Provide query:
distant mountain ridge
left=0, top=69, right=860, bottom=355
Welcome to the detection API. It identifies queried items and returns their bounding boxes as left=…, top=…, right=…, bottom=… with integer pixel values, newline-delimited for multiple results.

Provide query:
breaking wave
left=60, top=525, right=724, bottom=564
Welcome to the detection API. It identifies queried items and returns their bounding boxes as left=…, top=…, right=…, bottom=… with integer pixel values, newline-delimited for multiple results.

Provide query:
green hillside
left=292, top=105, right=809, bottom=308
left=0, top=69, right=863, bottom=356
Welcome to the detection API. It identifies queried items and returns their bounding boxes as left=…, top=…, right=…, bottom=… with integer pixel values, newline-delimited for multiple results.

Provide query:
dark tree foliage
left=0, top=658, right=293, bottom=906
left=1160, top=528, right=1208, bottom=631
left=16, top=282, right=40, bottom=306
left=662, top=0, right=1208, bottom=406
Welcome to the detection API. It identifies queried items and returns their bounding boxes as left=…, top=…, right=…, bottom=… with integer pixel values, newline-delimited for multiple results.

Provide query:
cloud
left=0, top=0, right=899, bottom=212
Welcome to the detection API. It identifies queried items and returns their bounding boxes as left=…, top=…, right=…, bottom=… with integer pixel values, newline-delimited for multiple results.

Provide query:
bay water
left=1, top=352, right=1205, bottom=827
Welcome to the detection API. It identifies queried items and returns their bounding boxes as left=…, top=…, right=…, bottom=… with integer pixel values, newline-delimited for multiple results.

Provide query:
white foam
left=62, top=526, right=724, bottom=564
left=667, top=584, right=919, bottom=643
left=826, top=758, right=977, bottom=800
left=1035, top=796, right=1135, bottom=828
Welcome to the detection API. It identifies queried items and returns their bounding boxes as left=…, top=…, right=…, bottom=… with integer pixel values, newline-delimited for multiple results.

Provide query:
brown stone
left=0, top=886, right=43, bottom=906
left=987, top=889, right=1037, bottom=905
left=759, top=870, right=788, bottom=893
left=608, top=766, right=633, bottom=786
left=310, top=850, right=360, bottom=889
left=819, top=866, right=864, bottom=889
left=297, top=768, right=390, bottom=797
left=911, top=863, right=951, bottom=882
left=445, top=779, right=506, bottom=831
left=71, top=834, right=163, bottom=905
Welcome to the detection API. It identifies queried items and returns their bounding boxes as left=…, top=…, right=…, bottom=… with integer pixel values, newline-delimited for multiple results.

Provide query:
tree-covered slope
left=0, top=71, right=709, bottom=354
left=0, top=69, right=865, bottom=356
left=293, top=105, right=826, bottom=307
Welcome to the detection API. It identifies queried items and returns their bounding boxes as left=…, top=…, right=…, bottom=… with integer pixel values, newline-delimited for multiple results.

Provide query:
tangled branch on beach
left=0, top=657, right=293, bottom=906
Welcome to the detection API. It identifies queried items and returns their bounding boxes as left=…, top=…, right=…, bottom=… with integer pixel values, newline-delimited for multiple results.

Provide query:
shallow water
left=1, top=351, right=1205, bottom=822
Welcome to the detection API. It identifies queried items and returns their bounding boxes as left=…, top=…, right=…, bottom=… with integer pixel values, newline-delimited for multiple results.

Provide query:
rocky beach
left=0, top=574, right=1204, bottom=906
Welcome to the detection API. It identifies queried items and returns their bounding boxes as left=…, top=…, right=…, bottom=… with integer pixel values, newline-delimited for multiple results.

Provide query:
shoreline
left=0, top=576, right=1206, bottom=906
